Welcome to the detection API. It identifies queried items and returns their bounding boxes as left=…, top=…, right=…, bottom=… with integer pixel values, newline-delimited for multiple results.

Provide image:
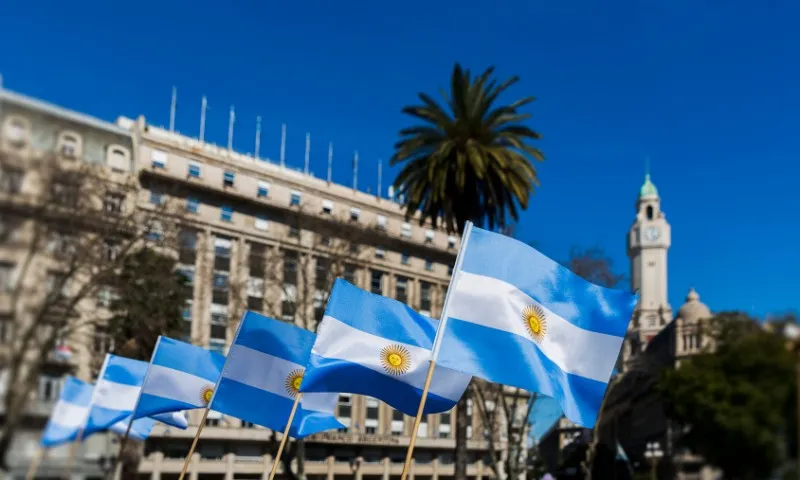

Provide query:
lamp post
left=644, top=441, right=663, bottom=480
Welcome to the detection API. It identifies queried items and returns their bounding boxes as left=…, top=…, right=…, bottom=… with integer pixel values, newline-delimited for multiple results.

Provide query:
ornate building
left=0, top=87, right=527, bottom=480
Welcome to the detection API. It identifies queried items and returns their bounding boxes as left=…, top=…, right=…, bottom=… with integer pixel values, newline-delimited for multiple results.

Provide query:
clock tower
left=624, top=173, right=672, bottom=363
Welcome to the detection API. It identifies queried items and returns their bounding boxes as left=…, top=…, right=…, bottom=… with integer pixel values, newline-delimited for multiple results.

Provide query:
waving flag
left=300, top=279, right=471, bottom=415
left=84, top=354, right=187, bottom=436
left=210, top=311, right=342, bottom=438
left=436, top=224, right=638, bottom=427
left=40, top=376, right=92, bottom=447
left=133, top=337, right=225, bottom=421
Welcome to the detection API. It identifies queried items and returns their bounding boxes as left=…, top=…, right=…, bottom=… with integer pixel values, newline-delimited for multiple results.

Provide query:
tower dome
left=676, top=288, right=712, bottom=323
left=639, top=174, right=659, bottom=198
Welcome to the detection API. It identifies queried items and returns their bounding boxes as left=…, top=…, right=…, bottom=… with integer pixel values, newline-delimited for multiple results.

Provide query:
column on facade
left=325, top=455, right=335, bottom=480
left=354, top=456, right=364, bottom=480
left=189, top=452, right=200, bottom=480
left=149, top=452, right=164, bottom=480
left=260, top=453, right=271, bottom=480
left=432, top=457, right=439, bottom=480
left=476, top=459, right=484, bottom=480
left=381, top=457, right=390, bottom=480
left=193, top=228, right=214, bottom=346
left=224, top=453, right=235, bottom=480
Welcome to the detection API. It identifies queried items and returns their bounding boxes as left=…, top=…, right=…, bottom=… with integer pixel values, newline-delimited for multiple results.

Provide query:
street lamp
left=644, top=441, right=663, bottom=480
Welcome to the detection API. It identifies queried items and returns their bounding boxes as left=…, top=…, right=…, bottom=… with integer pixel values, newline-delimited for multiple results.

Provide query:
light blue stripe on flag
left=210, top=311, right=343, bottom=439
left=110, top=416, right=157, bottom=441
left=436, top=225, right=638, bottom=428
left=40, top=376, right=92, bottom=447
left=300, top=279, right=471, bottom=415
left=134, top=337, right=225, bottom=420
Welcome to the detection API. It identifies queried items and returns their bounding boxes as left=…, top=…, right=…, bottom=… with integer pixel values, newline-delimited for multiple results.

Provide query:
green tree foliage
left=390, top=63, right=545, bottom=234
left=659, top=312, right=796, bottom=479
left=107, top=247, right=190, bottom=361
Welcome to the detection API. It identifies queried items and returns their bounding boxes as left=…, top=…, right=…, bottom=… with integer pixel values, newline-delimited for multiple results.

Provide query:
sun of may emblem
left=522, top=304, right=547, bottom=344
left=200, top=386, right=214, bottom=406
left=284, top=369, right=304, bottom=397
left=380, top=344, right=412, bottom=375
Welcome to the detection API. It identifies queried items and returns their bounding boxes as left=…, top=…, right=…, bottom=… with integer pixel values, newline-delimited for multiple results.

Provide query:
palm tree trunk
left=454, top=395, right=469, bottom=480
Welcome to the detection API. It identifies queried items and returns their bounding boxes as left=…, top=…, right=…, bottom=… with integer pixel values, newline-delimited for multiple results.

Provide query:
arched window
left=646, top=205, right=654, bottom=220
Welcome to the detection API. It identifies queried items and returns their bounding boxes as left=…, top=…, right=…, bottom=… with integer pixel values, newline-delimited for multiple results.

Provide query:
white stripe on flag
left=314, top=316, right=468, bottom=402
left=50, top=401, right=88, bottom=429
left=223, top=344, right=338, bottom=415
left=448, top=271, right=624, bottom=382
left=141, top=364, right=212, bottom=408
left=92, top=380, right=140, bottom=411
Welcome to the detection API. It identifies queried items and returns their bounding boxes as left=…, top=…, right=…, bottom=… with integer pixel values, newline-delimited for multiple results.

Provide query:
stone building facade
left=0, top=87, right=526, bottom=480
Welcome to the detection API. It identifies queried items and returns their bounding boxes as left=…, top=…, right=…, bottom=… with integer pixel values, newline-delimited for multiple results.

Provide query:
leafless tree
left=0, top=151, right=183, bottom=470
left=471, top=382, right=536, bottom=479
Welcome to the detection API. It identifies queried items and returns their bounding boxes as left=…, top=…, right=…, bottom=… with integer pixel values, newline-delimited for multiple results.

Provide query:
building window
left=322, top=200, right=333, bottom=214
left=50, top=178, right=80, bottom=206
left=0, top=168, right=23, bottom=194
left=223, top=170, right=235, bottom=187
left=438, top=412, right=451, bottom=438
left=425, top=259, right=433, bottom=272
left=249, top=243, right=266, bottom=279
left=391, top=409, right=404, bottom=436
left=375, top=248, right=385, bottom=259
left=0, top=315, right=12, bottom=343
left=281, top=298, right=296, bottom=322
left=186, top=197, right=200, bottom=214
left=646, top=205, right=654, bottom=220
left=343, top=264, right=356, bottom=285
left=4, top=117, right=29, bottom=147
left=0, top=262, right=15, bottom=292
left=448, top=264, right=454, bottom=275
left=447, top=236, right=457, bottom=249
left=288, top=226, right=300, bottom=238
left=290, top=191, right=302, bottom=206
left=58, top=132, right=80, bottom=159
left=370, top=271, right=384, bottom=295
left=212, top=274, right=229, bottom=305
left=376, top=215, right=387, bottom=230
left=419, top=417, right=428, bottom=438
left=151, top=150, right=167, bottom=169
left=214, top=238, right=232, bottom=271
left=257, top=181, right=270, bottom=198
left=315, top=258, right=330, bottom=290
left=93, top=325, right=110, bottom=354
left=337, top=394, right=352, bottom=430
left=179, top=230, right=197, bottom=265
left=401, top=222, right=412, bottom=238
left=365, top=398, right=380, bottom=434
left=420, top=282, right=432, bottom=313
left=103, top=240, right=121, bottom=261
left=209, top=338, right=226, bottom=354
left=188, top=161, right=201, bottom=178
left=395, top=277, right=408, bottom=304
left=146, top=220, right=163, bottom=241
left=38, top=375, right=61, bottom=403
left=254, top=214, right=268, bottom=231
left=401, top=252, right=410, bottom=265
left=425, top=230, right=435, bottom=242
left=107, top=146, right=131, bottom=172
left=149, top=190, right=163, bottom=205
left=220, top=206, right=233, bottom=222
left=350, top=208, right=361, bottom=222
left=283, top=251, right=298, bottom=285
left=104, top=192, right=125, bottom=214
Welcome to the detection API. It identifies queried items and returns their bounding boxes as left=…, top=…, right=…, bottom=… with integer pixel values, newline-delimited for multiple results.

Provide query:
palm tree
left=390, top=63, right=545, bottom=234
left=391, top=64, right=545, bottom=479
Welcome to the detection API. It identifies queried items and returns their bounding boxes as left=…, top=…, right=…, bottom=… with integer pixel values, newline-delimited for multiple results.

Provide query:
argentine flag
left=85, top=354, right=188, bottom=436
left=210, top=311, right=343, bottom=438
left=436, top=224, right=638, bottom=428
left=40, top=376, right=92, bottom=447
left=109, top=416, right=157, bottom=441
left=133, top=337, right=225, bottom=421
left=300, top=279, right=471, bottom=415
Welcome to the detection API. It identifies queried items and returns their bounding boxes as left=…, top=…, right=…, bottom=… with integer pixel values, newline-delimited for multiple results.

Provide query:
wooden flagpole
left=268, top=393, right=303, bottom=480
left=177, top=408, right=211, bottom=480
left=400, top=222, right=474, bottom=480
left=25, top=447, right=44, bottom=480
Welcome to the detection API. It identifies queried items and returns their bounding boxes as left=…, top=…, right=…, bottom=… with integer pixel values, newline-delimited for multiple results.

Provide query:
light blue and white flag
left=109, top=416, right=157, bottom=441
left=300, top=279, right=471, bottom=415
left=133, top=336, right=225, bottom=421
left=40, top=376, right=92, bottom=447
left=436, top=224, right=638, bottom=428
left=84, top=354, right=188, bottom=436
left=210, top=311, right=343, bottom=438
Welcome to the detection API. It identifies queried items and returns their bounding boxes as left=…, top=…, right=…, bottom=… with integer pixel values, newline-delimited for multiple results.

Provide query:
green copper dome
left=640, top=174, right=659, bottom=198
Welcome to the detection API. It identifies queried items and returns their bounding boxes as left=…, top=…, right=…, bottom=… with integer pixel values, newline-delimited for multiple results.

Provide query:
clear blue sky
left=3, top=0, right=798, bottom=438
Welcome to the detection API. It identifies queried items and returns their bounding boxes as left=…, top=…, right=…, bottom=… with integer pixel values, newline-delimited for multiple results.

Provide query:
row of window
left=150, top=150, right=457, bottom=248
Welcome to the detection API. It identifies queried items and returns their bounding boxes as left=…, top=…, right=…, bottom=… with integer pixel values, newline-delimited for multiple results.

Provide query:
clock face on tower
left=643, top=226, right=661, bottom=242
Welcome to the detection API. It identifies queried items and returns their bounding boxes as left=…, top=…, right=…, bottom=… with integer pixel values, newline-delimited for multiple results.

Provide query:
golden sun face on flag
left=522, top=305, right=547, bottom=344
left=200, top=386, right=214, bottom=406
left=380, top=344, right=411, bottom=375
left=284, top=369, right=304, bottom=397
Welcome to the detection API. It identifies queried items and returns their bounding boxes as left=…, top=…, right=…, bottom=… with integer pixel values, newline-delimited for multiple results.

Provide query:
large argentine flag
left=85, top=355, right=188, bottom=436
left=133, top=337, right=225, bottom=420
left=40, top=376, right=92, bottom=447
left=300, top=279, right=471, bottom=415
left=436, top=225, right=638, bottom=427
left=210, top=311, right=343, bottom=438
